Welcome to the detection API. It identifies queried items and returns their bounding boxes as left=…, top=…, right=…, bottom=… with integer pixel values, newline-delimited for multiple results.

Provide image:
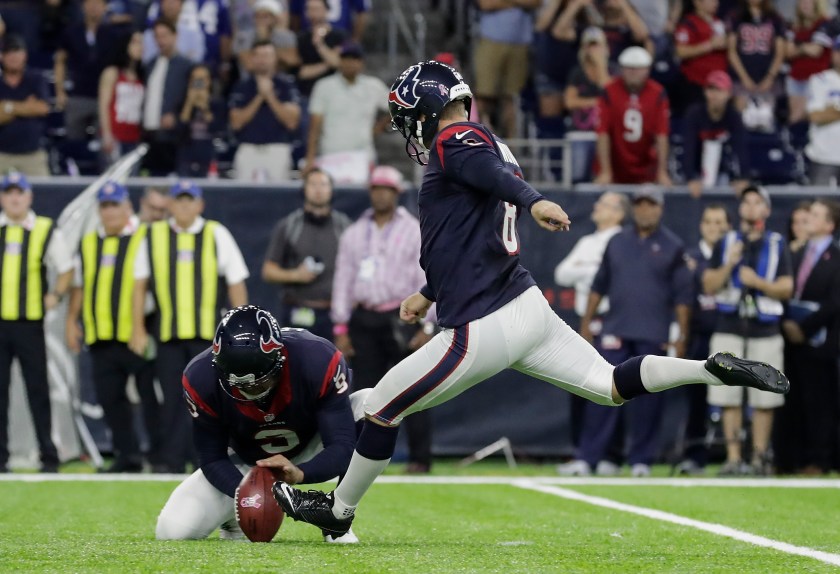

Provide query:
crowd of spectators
left=475, top=0, right=840, bottom=189
left=2, top=1, right=840, bottom=189
left=0, top=0, right=378, bottom=182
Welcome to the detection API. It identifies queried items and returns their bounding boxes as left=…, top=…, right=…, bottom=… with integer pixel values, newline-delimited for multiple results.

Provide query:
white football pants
left=365, top=286, right=617, bottom=426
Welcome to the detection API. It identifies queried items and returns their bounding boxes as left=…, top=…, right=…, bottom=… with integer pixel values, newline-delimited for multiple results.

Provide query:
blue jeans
left=571, top=138, right=596, bottom=183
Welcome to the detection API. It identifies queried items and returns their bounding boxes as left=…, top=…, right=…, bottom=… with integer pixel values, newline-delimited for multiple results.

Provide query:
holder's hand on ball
left=256, top=454, right=304, bottom=485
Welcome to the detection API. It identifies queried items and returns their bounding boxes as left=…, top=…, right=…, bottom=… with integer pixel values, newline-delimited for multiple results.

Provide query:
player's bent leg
left=364, top=319, right=509, bottom=424
left=349, top=388, right=372, bottom=422
left=511, top=291, right=618, bottom=406
left=509, top=288, right=787, bottom=404
left=156, top=469, right=240, bottom=540
left=289, top=388, right=374, bottom=469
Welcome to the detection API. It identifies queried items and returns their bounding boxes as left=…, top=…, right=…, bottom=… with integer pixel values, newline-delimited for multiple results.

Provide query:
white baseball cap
left=618, top=46, right=653, bottom=69
left=254, top=0, right=282, bottom=15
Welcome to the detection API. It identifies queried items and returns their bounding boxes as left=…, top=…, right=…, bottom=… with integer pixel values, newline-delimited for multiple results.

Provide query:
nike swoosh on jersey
left=454, top=130, right=473, bottom=140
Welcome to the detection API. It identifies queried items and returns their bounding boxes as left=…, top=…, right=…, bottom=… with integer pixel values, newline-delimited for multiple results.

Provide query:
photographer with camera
left=177, top=65, right=217, bottom=177
left=262, top=168, right=350, bottom=341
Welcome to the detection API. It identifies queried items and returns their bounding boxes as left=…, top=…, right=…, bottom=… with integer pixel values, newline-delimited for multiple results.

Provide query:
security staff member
left=0, top=172, right=73, bottom=473
left=131, top=180, right=249, bottom=473
left=66, top=181, right=152, bottom=473
left=262, top=168, right=350, bottom=341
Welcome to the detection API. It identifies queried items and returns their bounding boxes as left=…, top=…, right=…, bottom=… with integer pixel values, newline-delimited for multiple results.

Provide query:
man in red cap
left=331, top=165, right=434, bottom=473
left=682, top=70, right=750, bottom=198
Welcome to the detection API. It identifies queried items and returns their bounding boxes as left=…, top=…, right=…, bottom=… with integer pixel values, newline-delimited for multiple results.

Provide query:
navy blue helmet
left=388, top=60, right=473, bottom=165
left=212, top=305, right=286, bottom=401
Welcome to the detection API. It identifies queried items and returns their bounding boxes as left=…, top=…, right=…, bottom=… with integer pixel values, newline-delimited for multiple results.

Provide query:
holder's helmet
left=211, top=305, right=285, bottom=401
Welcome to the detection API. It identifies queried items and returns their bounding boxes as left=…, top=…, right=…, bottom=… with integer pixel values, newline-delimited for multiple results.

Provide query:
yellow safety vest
left=0, top=216, right=54, bottom=321
left=149, top=220, right=222, bottom=342
left=80, top=224, right=147, bottom=345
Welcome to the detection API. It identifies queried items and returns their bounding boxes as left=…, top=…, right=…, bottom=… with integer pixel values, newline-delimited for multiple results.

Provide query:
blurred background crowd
left=0, top=0, right=840, bottom=186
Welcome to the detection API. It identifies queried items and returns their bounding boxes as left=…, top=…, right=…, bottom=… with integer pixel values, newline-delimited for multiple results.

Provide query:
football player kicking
left=156, top=305, right=366, bottom=543
left=272, top=61, right=789, bottom=537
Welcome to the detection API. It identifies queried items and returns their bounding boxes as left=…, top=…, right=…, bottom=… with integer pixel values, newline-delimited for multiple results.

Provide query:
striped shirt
left=331, top=206, right=425, bottom=326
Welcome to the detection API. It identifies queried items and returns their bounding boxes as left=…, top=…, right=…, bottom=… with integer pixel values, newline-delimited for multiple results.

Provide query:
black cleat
left=705, top=352, right=790, bottom=394
left=271, top=482, right=354, bottom=535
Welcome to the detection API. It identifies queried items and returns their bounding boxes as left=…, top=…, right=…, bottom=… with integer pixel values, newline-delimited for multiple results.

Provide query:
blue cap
left=1, top=172, right=30, bottom=192
left=97, top=181, right=129, bottom=203
left=340, top=41, right=364, bottom=59
left=170, top=180, right=202, bottom=199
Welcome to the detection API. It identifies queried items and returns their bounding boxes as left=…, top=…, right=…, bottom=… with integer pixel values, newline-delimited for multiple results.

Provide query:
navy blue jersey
left=420, top=121, right=545, bottom=328
left=183, top=328, right=355, bottom=497
left=228, top=74, right=301, bottom=144
left=592, top=225, right=694, bottom=344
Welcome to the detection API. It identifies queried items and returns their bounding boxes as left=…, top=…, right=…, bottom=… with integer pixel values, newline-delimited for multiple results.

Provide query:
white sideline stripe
left=2, top=474, right=840, bottom=488
left=375, top=477, right=840, bottom=488
left=513, top=480, right=840, bottom=568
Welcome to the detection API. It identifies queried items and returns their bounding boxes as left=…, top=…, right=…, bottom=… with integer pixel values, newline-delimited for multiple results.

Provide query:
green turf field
left=2, top=466, right=839, bottom=573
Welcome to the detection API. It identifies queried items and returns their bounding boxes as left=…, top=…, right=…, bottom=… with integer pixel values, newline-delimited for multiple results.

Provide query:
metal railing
left=505, top=133, right=599, bottom=188
left=411, top=133, right=598, bottom=188
left=386, top=0, right=427, bottom=73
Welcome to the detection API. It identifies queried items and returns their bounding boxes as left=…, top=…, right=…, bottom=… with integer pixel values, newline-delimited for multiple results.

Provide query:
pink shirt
left=331, top=206, right=426, bottom=325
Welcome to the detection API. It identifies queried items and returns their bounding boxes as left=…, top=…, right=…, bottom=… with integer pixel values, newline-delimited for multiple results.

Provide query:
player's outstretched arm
left=400, top=292, right=432, bottom=324
left=530, top=199, right=571, bottom=232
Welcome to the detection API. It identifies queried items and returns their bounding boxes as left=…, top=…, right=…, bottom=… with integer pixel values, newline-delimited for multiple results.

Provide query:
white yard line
left=2, top=474, right=840, bottom=488
left=513, top=480, right=840, bottom=568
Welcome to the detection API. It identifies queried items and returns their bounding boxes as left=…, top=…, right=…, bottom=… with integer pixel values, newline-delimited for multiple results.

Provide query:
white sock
left=332, top=452, right=391, bottom=519
left=639, top=356, right=722, bottom=393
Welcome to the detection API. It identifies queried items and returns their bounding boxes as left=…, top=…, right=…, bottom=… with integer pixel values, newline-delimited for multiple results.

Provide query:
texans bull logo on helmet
left=389, top=64, right=422, bottom=110
left=211, top=326, right=223, bottom=355
left=256, top=309, right=282, bottom=354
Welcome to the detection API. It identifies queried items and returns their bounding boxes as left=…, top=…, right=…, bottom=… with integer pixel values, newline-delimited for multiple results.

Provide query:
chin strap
left=404, top=137, right=428, bottom=166
left=398, top=117, right=426, bottom=165
left=415, top=118, right=425, bottom=148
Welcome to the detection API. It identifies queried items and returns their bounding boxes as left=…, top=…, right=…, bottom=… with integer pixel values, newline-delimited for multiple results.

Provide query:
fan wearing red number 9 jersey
left=595, top=47, right=670, bottom=184
left=156, top=305, right=367, bottom=542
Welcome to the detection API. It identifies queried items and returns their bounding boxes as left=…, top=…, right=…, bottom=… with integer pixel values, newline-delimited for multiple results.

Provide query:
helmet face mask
left=389, top=105, right=427, bottom=165
left=212, top=305, right=286, bottom=402
left=224, top=366, right=281, bottom=400
left=388, top=61, right=473, bottom=165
